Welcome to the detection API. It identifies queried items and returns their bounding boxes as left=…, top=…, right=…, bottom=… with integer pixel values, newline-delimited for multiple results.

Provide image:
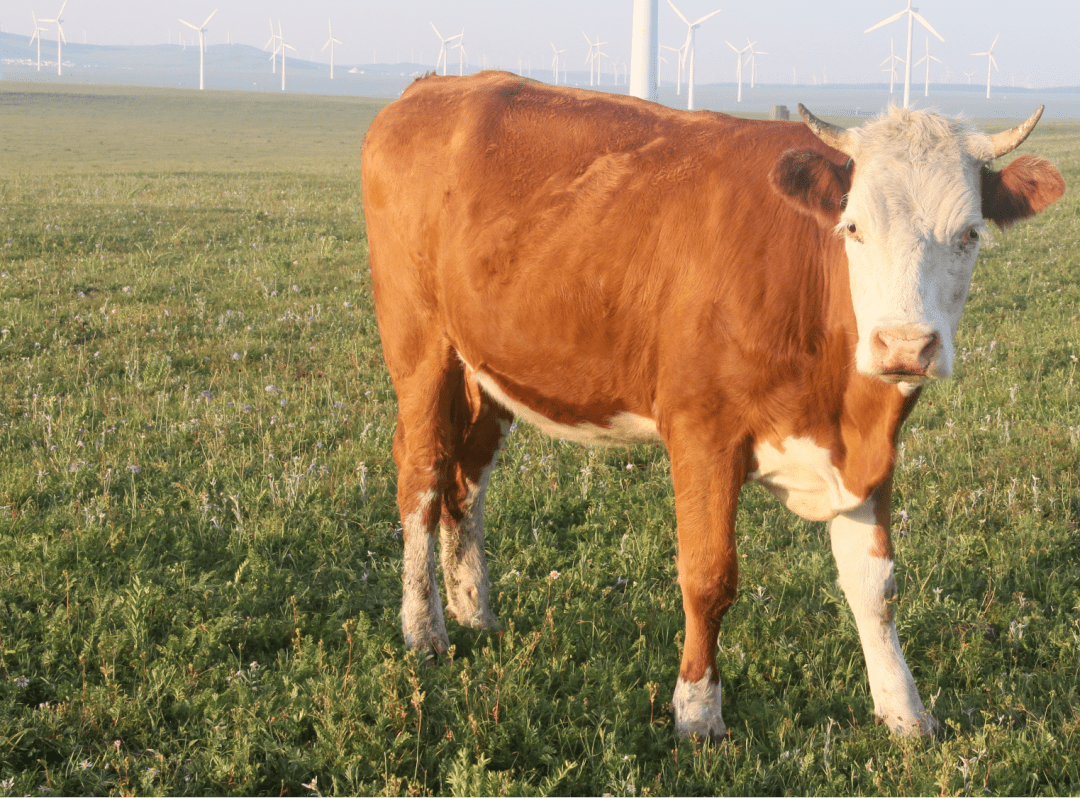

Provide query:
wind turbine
left=29, top=13, right=48, bottom=71
left=725, top=40, right=751, bottom=102
left=550, top=42, right=566, bottom=85
left=972, top=34, right=999, bottom=99
left=455, top=33, right=467, bottom=76
left=322, top=19, right=342, bottom=79
left=431, top=23, right=461, bottom=76
left=880, top=38, right=903, bottom=95
left=963, top=69, right=976, bottom=85
left=746, top=39, right=767, bottom=88
left=37, top=0, right=67, bottom=77
left=583, top=32, right=608, bottom=87
left=179, top=9, right=217, bottom=91
left=265, top=18, right=279, bottom=73
left=661, top=43, right=684, bottom=94
left=864, top=0, right=943, bottom=108
left=667, top=0, right=721, bottom=111
left=914, top=36, right=940, bottom=97
left=277, top=21, right=296, bottom=91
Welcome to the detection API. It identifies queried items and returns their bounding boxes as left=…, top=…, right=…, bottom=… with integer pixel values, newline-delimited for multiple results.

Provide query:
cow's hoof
left=672, top=671, right=727, bottom=741
left=878, top=709, right=939, bottom=737
left=402, top=625, right=450, bottom=658
left=446, top=583, right=498, bottom=631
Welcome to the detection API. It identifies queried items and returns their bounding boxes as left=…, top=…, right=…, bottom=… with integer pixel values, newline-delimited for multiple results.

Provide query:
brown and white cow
left=360, top=71, right=1064, bottom=740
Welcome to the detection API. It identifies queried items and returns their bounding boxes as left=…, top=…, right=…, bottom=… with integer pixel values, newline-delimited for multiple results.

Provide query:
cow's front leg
left=668, top=436, right=746, bottom=741
left=829, top=478, right=936, bottom=735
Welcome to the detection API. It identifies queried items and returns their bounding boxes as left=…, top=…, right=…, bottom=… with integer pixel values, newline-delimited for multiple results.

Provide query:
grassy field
left=0, top=82, right=1078, bottom=796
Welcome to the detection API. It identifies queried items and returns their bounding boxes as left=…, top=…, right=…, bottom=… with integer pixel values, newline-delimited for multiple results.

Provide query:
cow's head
left=770, top=105, right=1065, bottom=386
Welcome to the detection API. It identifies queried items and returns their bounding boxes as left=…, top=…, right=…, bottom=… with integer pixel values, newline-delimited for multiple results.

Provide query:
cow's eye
left=843, top=220, right=860, bottom=239
left=961, top=226, right=981, bottom=246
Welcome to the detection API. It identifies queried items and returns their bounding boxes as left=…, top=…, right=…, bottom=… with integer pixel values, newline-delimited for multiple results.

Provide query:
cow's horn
left=798, top=104, right=855, bottom=157
left=988, top=106, right=1044, bottom=159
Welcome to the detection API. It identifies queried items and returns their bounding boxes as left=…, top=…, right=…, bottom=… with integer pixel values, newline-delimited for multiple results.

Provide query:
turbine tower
left=277, top=21, right=296, bottom=91
left=864, top=0, right=943, bottom=108
left=178, top=8, right=217, bottom=90
left=914, top=36, right=941, bottom=97
left=29, top=12, right=48, bottom=71
left=629, top=0, right=658, bottom=101
left=667, top=0, right=721, bottom=111
left=431, top=23, right=461, bottom=76
left=972, top=34, right=999, bottom=99
left=725, top=40, right=751, bottom=102
left=322, top=19, right=342, bottom=79
left=37, top=0, right=67, bottom=77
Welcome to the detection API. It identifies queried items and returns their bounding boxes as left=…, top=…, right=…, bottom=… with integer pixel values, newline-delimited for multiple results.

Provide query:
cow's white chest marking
left=749, top=436, right=863, bottom=521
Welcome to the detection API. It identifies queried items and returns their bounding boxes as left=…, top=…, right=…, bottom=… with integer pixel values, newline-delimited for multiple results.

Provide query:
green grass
left=0, top=83, right=1078, bottom=796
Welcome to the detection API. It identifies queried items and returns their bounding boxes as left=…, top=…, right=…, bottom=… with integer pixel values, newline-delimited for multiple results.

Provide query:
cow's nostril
left=918, top=333, right=941, bottom=367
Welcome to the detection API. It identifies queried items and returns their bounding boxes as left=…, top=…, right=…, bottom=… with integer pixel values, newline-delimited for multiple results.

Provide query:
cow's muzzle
left=869, top=325, right=943, bottom=381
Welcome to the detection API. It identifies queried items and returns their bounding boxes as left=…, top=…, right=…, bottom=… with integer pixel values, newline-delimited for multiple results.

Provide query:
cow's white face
left=839, top=117, right=992, bottom=383
left=770, top=104, right=1063, bottom=388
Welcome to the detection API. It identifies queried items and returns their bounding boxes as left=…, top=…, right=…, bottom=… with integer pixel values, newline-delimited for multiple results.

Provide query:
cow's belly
left=748, top=436, right=865, bottom=521
left=469, top=366, right=661, bottom=447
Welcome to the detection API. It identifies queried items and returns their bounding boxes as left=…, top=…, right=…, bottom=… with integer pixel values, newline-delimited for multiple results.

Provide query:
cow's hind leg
left=394, top=407, right=451, bottom=655
left=829, top=479, right=937, bottom=735
left=439, top=369, right=510, bottom=630
left=393, top=342, right=473, bottom=655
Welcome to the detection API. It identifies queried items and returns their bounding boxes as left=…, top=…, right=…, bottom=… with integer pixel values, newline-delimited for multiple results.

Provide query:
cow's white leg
left=830, top=496, right=936, bottom=735
left=401, top=489, right=450, bottom=653
left=440, top=453, right=500, bottom=629
left=673, top=667, right=725, bottom=739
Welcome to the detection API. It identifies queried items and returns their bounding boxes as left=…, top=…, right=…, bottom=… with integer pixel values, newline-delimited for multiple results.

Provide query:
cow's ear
left=982, top=155, right=1065, bottom=229
left=769, top=149, right=852, bottom=227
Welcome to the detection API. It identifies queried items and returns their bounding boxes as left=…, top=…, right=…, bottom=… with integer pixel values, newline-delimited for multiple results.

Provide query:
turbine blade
left=692, top=8, right=722, bottom=26
left=57, top=22, right=65, bottom=42
left=911, top=11, right=944, bottom=42
left=180, top=19, right=199, bottom=31
left=864, top=10, right=906, bottom=34
left=202, top=9, right=218, bottom=28
left=990, top=54, right=998, bottom=70
left=430, top=21, right=442, bottom=39
left=666, top=0, right=690, bottom=26
left=991, top=33, right=1000, bottom=49
left=57, top=0, right=67, bottom=17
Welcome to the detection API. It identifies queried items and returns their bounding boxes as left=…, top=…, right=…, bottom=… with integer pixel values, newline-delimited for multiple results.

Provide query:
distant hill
left=4, top=32, right=1079, bottom=117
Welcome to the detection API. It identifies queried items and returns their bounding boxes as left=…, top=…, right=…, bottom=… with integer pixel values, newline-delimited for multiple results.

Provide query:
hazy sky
left=4, top=1, right=1077, bottom=88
